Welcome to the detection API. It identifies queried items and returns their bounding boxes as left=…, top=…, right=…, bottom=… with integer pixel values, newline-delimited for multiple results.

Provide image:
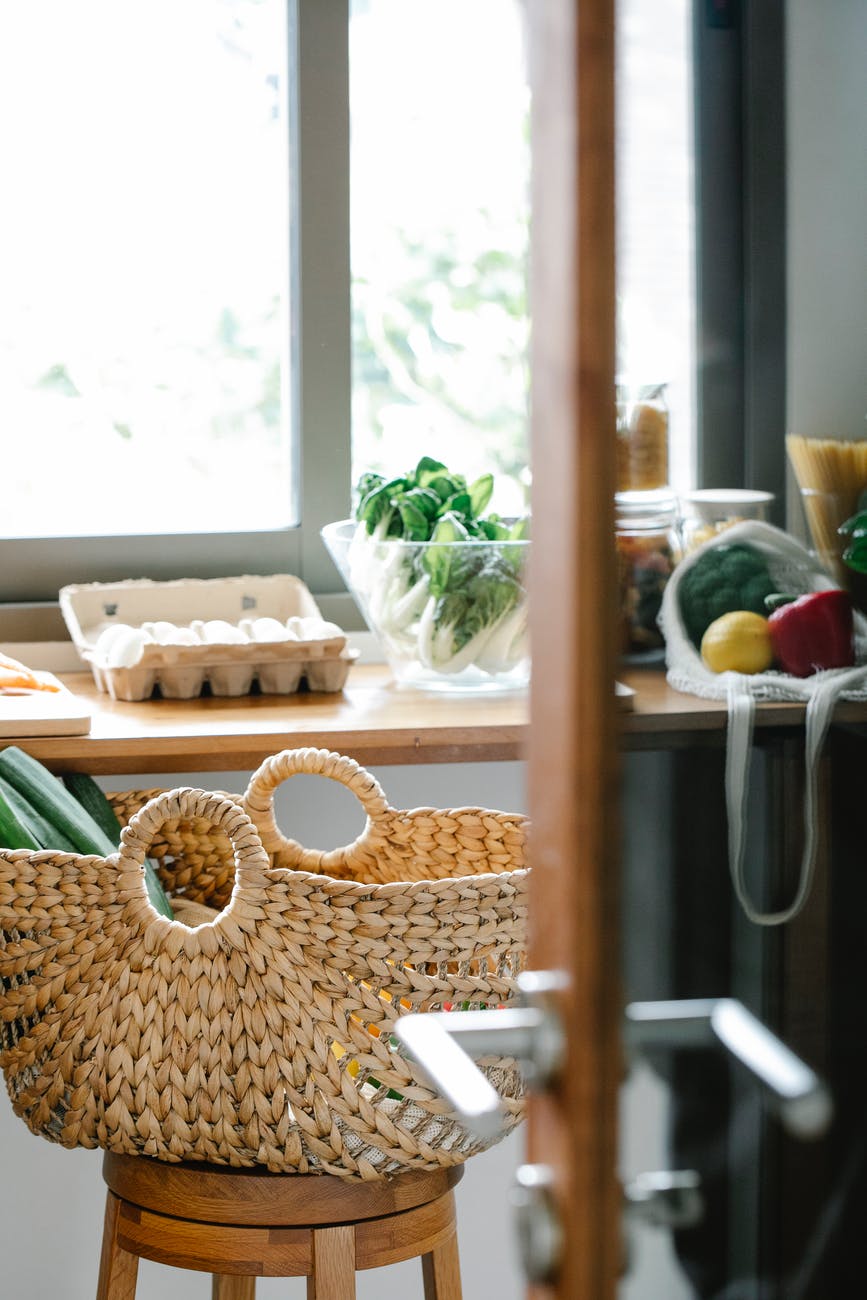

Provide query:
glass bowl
left=321, top=519, right=530, bottom=692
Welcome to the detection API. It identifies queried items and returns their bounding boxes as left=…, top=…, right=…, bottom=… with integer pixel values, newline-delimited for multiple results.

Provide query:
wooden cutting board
left=615, top=680, right=635, bottom=711
left=0, top=673, right=92, bottom=737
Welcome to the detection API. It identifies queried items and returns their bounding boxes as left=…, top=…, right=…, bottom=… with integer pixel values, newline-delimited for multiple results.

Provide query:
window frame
left=1, top=0, right=352, bottom=620
left=692, top=0, right=787, bottom=516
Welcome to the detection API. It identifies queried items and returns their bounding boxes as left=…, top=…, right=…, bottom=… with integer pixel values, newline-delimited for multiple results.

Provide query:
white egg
left=141, top=620, right=193, bottom=644
left=296, top=616, right=344, bottom=641
left=105, top=627, right=150, bottom=668
left=198, top=619, right=247, bottom=644
left=170, top=626, right=201, bottom=645
left=249, top=617, right=291, bottom=642
left=94, top=623, right=136, bottom=658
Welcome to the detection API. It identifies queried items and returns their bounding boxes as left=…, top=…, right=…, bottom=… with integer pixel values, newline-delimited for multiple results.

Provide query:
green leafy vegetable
left=417, top=550, right=524, bottom=673
left=347, top=456, right=530, bottom=676
left=469, top=473, right=494, bottom=518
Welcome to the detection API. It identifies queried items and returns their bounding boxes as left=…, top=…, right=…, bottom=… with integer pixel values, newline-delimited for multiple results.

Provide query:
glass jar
left=679, top=489, right=774, bottom=553
left=616, top=381, right=669, bottom=492
left=615, top=490, right=682, bottom=661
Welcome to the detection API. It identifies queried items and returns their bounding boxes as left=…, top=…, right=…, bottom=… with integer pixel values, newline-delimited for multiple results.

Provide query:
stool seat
left=97, top=1152, right=464, bottom=1299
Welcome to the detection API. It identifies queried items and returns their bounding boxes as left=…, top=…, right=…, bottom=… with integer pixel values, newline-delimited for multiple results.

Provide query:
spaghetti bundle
left=786, top=436, right=867, bottom=582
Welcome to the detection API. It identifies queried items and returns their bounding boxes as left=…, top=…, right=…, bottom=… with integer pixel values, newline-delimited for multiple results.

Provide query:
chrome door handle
left=624, top=1169, right=704, bottom=1229
left=395, top=983, right=832, bottom=1142
left=393, top=970, right=567, bottom=1141
left=625, top=998, right=833, bottom=1138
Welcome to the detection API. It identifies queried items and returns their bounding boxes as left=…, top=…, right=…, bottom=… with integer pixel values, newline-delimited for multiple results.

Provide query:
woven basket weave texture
left=0, top=748, right=528, bottom=1180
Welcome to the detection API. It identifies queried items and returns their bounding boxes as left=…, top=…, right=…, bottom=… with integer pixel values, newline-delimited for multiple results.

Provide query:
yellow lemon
left=700, top=610, right=774, bottom=674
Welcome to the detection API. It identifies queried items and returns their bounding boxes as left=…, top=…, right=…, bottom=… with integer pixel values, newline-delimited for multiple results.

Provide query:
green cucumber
left=0, top=747, right=173, bottom=919
left=0, top=773, right=78, bottom=852
left=0, top=782, right=41, bottom=851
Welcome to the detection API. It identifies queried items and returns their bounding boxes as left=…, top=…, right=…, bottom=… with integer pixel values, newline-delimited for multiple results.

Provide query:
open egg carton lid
left=59, top=574, right=358, bottom=702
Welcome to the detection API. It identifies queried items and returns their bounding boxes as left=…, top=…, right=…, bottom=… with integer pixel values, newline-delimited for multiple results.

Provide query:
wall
left=786, top=0, right=867, bottom=446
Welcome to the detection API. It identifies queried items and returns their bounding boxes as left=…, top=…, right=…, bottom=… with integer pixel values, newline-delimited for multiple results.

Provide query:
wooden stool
left=96, top=1152, right=463, bottom=1299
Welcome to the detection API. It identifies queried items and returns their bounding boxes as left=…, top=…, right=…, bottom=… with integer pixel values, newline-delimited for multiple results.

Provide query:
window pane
left=349, top=0, right=531, bottom=518
left=0, top=0, right=292, bottom=539
left=350, top=0, right=694, bottom=510
left=616, top=0, right=696, bottom=491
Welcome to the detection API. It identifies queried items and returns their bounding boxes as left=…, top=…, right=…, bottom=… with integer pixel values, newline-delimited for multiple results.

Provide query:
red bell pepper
left=767, top=589, right=855, bottom=677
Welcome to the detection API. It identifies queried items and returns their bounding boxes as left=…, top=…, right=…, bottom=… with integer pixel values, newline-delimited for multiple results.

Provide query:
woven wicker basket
left=0, top=748, right=528, bottom=1179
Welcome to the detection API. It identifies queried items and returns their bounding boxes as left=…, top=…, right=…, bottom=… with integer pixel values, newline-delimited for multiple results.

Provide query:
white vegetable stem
left=417, top=597, right=494, bottom=673
left=474, top=605, right=529, bottom=675
left=347, top=521, right=528, bottom=678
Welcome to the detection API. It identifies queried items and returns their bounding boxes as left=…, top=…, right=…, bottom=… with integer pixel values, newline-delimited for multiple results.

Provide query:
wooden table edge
left=2, top=666, right=865, bottom=773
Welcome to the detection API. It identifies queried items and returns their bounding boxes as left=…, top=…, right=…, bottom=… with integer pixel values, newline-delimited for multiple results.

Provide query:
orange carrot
left=0, top=653, right=60, bottom=693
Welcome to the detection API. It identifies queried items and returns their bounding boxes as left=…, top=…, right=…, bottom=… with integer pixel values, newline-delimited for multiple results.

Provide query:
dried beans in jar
left=615, top=490, right=682, bottom=660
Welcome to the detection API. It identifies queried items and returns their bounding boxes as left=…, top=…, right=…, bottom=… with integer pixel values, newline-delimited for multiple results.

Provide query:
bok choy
left=336, top=457, right=530, bottom=681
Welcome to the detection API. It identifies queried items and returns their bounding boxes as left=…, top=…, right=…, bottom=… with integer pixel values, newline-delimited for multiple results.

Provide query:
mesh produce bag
left=660, top=520, right=867, bottom=925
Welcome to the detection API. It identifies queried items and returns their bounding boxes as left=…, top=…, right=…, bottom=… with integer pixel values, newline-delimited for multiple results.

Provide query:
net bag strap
left=725, top=665, right=867, bottom=926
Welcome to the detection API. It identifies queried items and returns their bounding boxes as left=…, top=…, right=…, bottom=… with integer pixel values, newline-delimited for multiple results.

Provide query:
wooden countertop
left=4, top=665, right=865, bottom=775
left=20, top=667, right=526, bottom=774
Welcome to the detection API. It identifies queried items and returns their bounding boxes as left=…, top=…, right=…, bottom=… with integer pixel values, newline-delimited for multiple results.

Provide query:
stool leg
left=306, top=1224, right=356, bottom=1300
left=212, top=1278, right=256, bottom=1299
left=421, top=1226, right=463, bottom=1300
left=96, top=1192, right=139, bottom=1300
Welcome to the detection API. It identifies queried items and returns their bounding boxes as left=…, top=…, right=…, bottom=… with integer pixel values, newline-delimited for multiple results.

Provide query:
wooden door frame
left=526, top=1, right=621, bottom=1297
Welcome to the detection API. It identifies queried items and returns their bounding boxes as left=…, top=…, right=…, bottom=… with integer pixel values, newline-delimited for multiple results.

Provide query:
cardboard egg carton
left=59, top=575, right=357, bottom=702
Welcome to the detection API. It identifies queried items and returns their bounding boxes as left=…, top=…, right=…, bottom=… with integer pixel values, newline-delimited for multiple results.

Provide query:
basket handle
left=118, top=788, right=272, bottom=893
left=242, top=747, right=390, bottom=869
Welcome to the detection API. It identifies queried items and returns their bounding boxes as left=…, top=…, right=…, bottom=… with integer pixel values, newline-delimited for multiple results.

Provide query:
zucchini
left=0, top=773, right=78, bottom=852
left=0, top=747, right=117, bottom=855
left=0, top=747, right=173, bottom=919
left=0, top=782, right=41, bottom=851
left=62, top=772, right=174, bottom=922
left=62, top=771, right=126, bottom=843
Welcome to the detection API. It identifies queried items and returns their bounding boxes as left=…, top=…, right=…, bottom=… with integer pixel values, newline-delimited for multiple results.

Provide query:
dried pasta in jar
left=616, top=383, right=669, bottom=492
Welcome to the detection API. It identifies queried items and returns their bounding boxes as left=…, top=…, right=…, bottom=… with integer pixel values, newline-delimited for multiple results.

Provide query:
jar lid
left=679, top=488, right=774, bottom=523
left=615, top=489, right=679, bottom=527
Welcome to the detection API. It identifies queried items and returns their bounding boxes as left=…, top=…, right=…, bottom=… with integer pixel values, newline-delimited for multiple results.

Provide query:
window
left=616, top=0, right=696, bottom=493
left=348, top=0, right=696, bottom=506
left=2, top=1, right=293, bottom=539
left=2, top=1, right=779, bottom=619
left=1, top=0, right=350, bottom=606
left=349, top=0, right=531, bottom=521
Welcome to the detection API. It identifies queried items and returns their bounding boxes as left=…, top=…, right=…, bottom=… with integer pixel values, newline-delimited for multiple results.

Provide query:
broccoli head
left=678, top=542, right=777, bottom=648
